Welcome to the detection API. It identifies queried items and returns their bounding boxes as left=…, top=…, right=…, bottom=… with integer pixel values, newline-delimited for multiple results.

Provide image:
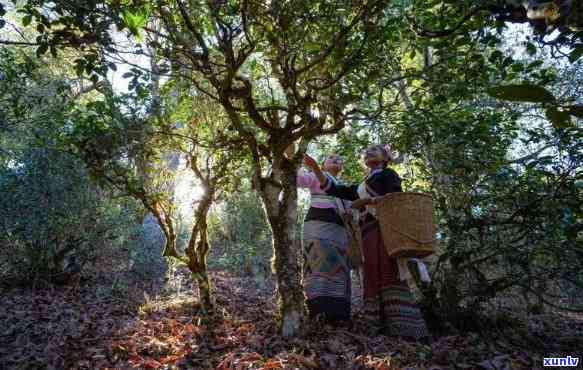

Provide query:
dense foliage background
left=0, top=0, right=581, bottom=367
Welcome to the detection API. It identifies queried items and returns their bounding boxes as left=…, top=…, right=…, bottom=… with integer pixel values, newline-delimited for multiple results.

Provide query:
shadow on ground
left=1, top=258, right=582, bottom=369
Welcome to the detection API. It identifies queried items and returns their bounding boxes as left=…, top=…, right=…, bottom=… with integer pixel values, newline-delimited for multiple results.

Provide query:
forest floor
left=1, top=253, right=582, bottom=370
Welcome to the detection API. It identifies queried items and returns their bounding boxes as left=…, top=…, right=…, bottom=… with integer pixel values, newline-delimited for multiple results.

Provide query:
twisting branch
left=296, top=0, right=383, bottom=75
left=0, top=40, right=39, bottom=46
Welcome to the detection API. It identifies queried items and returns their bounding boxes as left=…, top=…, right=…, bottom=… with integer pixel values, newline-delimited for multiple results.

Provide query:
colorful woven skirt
left=303, top=220, right=351, bottom=321
left=361, top=220, right=429, bottom=340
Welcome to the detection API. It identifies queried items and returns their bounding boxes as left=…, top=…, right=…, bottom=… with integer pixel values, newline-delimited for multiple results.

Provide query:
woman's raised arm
left=304, top=154, right=359, bottom=201
left=303, top=155, right=327, bottom=185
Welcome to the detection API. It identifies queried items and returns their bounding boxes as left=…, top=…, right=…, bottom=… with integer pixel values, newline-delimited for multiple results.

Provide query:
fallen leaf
left=143, top=358, right=162, bottom=368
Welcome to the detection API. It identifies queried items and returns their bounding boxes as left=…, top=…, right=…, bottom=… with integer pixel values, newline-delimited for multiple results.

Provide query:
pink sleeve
left=297, top=170, right=318, bottom=190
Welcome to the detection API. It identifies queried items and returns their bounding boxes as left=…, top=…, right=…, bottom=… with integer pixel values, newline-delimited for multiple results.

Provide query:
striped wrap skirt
left=303, top=220, right=351, bottom=321
left=361, top=219, right=429, bottom=340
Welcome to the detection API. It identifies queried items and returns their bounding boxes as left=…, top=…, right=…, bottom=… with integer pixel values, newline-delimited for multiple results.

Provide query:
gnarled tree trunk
left=186, top=194, right=214, bottom=313
left=257, top=158, right=305, bottom=337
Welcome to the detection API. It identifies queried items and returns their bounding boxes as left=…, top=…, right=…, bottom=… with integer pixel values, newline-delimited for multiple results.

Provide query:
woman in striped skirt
left=297, top=154, right=352, bottom=322
left=303, top=145, right=430, bottom=341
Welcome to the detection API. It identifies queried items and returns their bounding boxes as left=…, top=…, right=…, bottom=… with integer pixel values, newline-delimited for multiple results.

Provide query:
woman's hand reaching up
left=303, top=154, right=319, bottom=171
left=303, top=154, right=327, bottom=186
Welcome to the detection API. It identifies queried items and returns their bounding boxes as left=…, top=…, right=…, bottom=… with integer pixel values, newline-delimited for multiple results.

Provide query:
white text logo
left=543, top=356, right=579, bottom=367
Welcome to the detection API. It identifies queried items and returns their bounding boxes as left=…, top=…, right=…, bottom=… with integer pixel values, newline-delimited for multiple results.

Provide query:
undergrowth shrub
left=0, top=145, right=143, bottom=286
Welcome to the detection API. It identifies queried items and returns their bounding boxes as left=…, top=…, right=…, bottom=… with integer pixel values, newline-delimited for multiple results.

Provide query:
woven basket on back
left=374, top=192, right=436, bottom=258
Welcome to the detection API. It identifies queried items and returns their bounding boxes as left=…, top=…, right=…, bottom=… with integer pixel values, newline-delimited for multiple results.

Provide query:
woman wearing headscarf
left=294, top=152, right=352, bottom=322
left=303, top=145, right=429, bottom=341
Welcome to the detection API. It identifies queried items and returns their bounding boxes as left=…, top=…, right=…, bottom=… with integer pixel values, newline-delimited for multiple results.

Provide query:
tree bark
left=257, top=159, right=305, bottom=337
left=148, top=201, right=179, bottom=259
left=186, top=194, right=214, bottom=313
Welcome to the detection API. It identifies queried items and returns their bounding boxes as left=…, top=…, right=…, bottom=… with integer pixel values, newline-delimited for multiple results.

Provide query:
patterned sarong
left=303, top=220, right=351, bottom=321
left=361, top=220, right=429, bottom=340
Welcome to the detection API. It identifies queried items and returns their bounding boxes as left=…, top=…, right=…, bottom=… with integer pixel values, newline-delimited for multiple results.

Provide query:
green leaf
left=502, top=56, right=513, bottom=68
left=526, top=42, right=537, bottom=56
left=510, top=63, right=524, bottom=72
left=566, top=105, right=583, bottom=118
left=486, top=84, right=556, bottom=103
left=527, top=60, right=543, bottom=70
left=568, top=45, right=583, bottom=63
left=121, top=6, right=150, bottom=39
left=22, top=15, right=32, bottom=27
left=489, top=50, right=503, bottom=63
left=545, top=107, right=571, bottom=128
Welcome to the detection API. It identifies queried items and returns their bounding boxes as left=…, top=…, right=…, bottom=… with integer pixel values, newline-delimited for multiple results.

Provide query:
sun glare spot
left=173, top=165, right=205, bottom=217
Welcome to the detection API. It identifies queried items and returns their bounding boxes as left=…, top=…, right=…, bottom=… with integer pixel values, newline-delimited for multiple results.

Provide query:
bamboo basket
left=374, top=192, right=436, bottom=258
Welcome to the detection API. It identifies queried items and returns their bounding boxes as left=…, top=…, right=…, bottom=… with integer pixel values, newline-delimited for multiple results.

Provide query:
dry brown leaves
left=1, top=267, right=582, bottom=370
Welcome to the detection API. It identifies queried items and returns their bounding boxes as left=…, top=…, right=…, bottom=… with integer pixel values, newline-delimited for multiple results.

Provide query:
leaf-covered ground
left=1, top=258, right=581, bottom=370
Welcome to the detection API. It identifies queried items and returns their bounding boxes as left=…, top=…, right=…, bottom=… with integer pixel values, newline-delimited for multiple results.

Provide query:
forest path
left=1, top=265, right=580, bottom=369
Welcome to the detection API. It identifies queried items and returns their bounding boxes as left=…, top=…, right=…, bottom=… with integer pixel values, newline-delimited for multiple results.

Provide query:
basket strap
left=384, top=224, right=436, bottom=244
left=335, top=199, right=363, bottom=253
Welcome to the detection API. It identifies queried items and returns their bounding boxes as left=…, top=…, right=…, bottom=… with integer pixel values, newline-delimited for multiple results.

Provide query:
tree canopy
left=1, top=0, right=581, bottom=343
